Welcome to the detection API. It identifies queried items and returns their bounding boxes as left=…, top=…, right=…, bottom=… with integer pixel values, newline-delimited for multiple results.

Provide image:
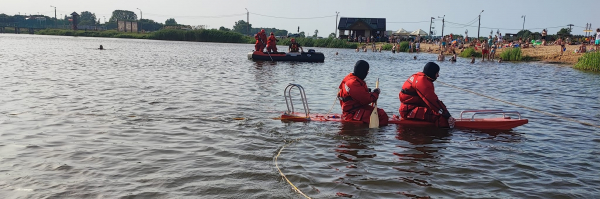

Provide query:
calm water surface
left=0, top=34, right=599, bottom=198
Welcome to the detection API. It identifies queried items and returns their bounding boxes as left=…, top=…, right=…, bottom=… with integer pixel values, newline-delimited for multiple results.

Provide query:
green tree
left=79, top=11, right=97, bottom=26
left=313, top=29, right=318, bottom=37
left=140, top=19, right=163, bottom=31
left=329, top=33, right=336, bottom=38
left=557, top=28, right=571, bottom=36
left=219, top=26, right=231, bottom=31
left=299, top=31, right=305, bottom=37
left=165, top=18, right=177, bottom=25
left=233, top=20, right=252, bottom=35
left=109, top=10, right=137, bottom=22
left=516, top=29, right=532, bottom=39
left=274, top=29, right=288, bottom=36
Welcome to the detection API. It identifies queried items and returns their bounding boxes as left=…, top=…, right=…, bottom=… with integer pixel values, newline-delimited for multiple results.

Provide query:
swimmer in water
left=99, top=45, right=104, bottom=50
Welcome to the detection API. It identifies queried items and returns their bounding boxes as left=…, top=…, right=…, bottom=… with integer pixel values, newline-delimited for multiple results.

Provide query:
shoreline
left=365, top=42, right=583, bottom=65
left=5, top=30, right=585, bottom=65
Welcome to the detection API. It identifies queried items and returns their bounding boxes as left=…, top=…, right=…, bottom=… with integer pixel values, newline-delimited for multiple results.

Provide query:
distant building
left=118, top=20, right=138, bottom=32
left=337, top=17, right=386, bottom=41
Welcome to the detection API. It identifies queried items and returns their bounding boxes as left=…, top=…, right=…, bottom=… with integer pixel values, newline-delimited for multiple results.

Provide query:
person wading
left=337, top=60, right=389, bottom=126
left=398, top=62, right=455, bottom=128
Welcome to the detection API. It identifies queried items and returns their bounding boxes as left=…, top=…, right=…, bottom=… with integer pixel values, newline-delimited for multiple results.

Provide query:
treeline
left=35, top=29, right=359, bottom=49
left=36, top=29, right=253, bottom=43
left=279, top=37, right=357, bottom=49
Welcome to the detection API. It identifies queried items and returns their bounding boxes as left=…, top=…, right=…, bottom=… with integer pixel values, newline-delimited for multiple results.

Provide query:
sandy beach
left=368, top=42, right=588, bottom=65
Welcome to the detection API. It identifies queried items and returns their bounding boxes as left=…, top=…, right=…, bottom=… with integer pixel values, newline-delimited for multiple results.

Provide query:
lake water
left=0, top=34, right=599, bottom=198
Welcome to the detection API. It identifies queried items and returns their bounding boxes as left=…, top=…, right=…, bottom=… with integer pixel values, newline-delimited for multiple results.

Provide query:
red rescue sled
left=277, top=84, right=528, bottom=130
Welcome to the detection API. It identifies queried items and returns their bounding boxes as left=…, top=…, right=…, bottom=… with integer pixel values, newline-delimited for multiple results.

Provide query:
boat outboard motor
left=307, top=49, right=315, bottom=53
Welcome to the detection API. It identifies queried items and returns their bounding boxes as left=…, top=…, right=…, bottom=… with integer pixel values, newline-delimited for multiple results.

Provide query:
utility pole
left=50, top=6, right=56, bottom=19
left=136, top=8, right=142, bottom=20
left=335, top=11, right=339, bottom=38
left=429, top=17, right=434, bottom=40
left=478, top=10, right=484, bottom=40
left=521, top=15, right=526, bottom=30
left=438, top=15, right=445, bottom=37
left=583, top=23, right=589, bottom=37
left=50, top=5, right=56, bottom=28
left=567, top=24, right=574, bottom=32
left=245, top=8, right=249, bottom=35
left=137, top=8, right=142, bottom=32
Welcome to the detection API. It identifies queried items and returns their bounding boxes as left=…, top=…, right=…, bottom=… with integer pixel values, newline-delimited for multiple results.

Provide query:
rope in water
left=437, top=80, right=600, bottom=129
left=325, top=89, right=340, bottom=116
left=275, top=141, right=312, bottom=199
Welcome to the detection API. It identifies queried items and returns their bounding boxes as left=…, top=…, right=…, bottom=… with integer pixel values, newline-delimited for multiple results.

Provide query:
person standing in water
left=99, top=45, right=104, bottom=50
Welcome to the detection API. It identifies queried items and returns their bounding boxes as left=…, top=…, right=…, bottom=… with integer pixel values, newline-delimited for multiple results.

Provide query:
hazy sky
left=2, top=0, right=598, bottom=36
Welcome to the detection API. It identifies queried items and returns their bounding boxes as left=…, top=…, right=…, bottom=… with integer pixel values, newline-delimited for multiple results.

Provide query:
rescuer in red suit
left=266, top=32, right=278, bottom=53
left=254, top=31, right=262, bottom=52
left=259, top=29, right=268, bottom=52
left=398, top=62, right=455, bottom=128
left=338, top=60, right=389, bottom=126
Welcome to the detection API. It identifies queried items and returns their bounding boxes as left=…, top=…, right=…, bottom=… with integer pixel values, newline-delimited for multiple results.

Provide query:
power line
left=387, top=20, right=431, bottom=24
left=446, top=20, right=571, bottom=31
left=144, top=12, right=246, bottom=18
left=251, top=12, right=335, bottom=19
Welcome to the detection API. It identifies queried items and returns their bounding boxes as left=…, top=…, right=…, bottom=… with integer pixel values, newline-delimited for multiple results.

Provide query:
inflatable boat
left=248, top=50, right=325, bottom=62
left=275, top=84, right=528, bottom=130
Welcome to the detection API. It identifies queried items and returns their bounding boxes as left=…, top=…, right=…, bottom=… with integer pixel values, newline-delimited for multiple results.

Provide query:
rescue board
left=279, top=84, right=528, bottom=130
left=277, top=110, right=528, bottom=130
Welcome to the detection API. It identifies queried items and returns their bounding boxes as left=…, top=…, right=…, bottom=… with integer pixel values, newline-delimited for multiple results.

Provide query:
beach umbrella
left=394, top=28, right=410, bottom=36
left=410, top=29, right=429, bottom=36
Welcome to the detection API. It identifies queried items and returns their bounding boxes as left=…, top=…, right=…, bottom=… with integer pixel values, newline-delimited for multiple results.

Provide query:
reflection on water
left=0, top=34, right=599, bottom=198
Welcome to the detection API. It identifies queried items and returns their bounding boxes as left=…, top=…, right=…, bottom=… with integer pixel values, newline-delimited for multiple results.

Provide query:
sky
left=2, top=0, right=599, bottom=37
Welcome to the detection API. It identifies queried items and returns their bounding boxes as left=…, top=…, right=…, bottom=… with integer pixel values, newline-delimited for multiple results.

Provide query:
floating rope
left=275, top=141, right=312, bottom=199
left=325, top=89, right=341, bottom=116
left=437, top=80, right=600, bottom=129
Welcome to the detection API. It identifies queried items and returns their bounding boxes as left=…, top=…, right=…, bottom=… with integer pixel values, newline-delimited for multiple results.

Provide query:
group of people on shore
left=338, top=60, right=454, bottom=128
left=254, top=29, right=303, bottom=53
left=574, top=28, right=600, bottom=54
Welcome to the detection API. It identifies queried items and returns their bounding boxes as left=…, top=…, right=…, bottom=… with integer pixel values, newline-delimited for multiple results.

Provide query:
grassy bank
left=574, top=52, right=600, bottom=72
left=36, top=29, right=251, bottom=43
left=279, top=37, right=357, bottom=49
left=36, top=29, right=150, bottom=39
left=499, top=48, right=522, bottom=61
left=35, top=29, right=359, bottom=49
left=459, top=47, right=482, bottom=58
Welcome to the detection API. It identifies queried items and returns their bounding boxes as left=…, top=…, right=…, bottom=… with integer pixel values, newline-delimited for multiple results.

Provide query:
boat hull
left=278, top=113, right=528, bottom=130
left=248, top=51, right=325, bottom=62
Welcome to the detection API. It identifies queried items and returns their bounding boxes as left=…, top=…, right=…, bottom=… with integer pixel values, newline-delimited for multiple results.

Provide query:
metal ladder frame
left=459, top=110, right=522, bottom=121
left=284, top=84, right=310, bottom=119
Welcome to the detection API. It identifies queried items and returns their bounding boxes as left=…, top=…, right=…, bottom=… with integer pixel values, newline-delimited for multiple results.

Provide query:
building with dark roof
left=338, top=17, right=386, bottom=41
